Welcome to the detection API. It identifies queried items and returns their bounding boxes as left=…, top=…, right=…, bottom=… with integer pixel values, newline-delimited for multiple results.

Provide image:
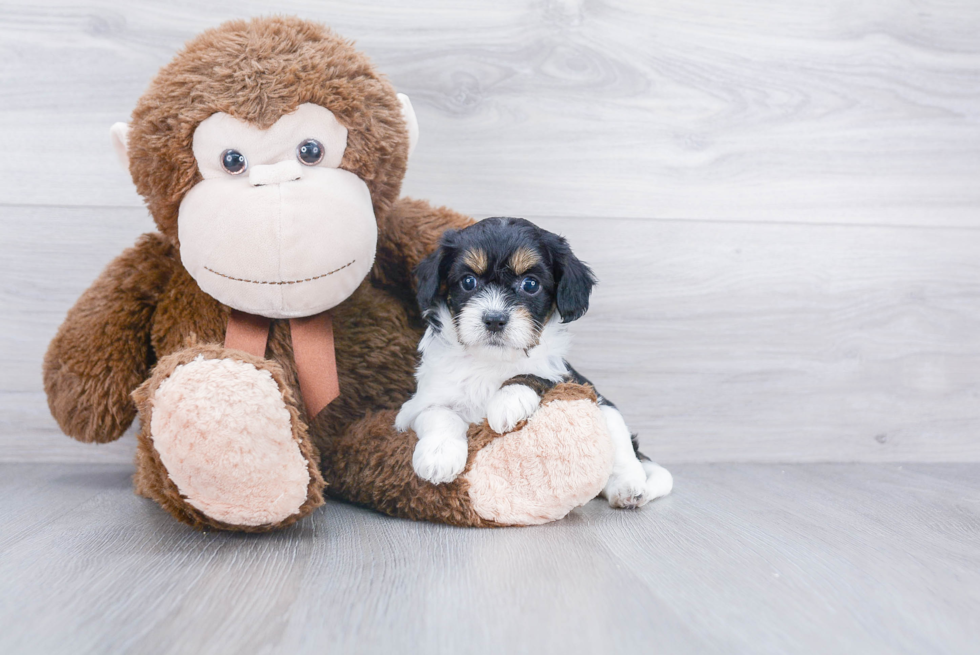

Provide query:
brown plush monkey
left=43, top=17, right=614, bottom=531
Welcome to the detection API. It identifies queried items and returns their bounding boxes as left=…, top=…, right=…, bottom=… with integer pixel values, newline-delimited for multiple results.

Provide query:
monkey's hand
left=43, top=232, right=174, bottom=443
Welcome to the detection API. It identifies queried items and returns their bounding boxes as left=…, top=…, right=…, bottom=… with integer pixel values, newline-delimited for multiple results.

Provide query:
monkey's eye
left=296, top=139, right=325, bottom=166
left=521, top=277, right=540, bottom=295
left=460, top=275, right=478, bottom=292
left=220, top=149, right=248, bottom=175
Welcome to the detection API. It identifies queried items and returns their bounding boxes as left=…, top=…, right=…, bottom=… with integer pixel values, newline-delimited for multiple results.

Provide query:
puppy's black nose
left=483, top=312, right=509, bottom=333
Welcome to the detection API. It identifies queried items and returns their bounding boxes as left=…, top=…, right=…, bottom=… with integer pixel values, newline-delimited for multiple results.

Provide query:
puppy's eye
left=521, top=277, right=540, bottom=294
left=296, top=139, right=324, bottom=166
left=220, top=149, right=248, bottom=175
left=460, top=275, right=477, bottom=292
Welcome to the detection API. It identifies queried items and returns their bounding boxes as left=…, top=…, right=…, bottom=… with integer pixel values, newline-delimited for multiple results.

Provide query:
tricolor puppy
left=395, top=217, right=672, bottom=508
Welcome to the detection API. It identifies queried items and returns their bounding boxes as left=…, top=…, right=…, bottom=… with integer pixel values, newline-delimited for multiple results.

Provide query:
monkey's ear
left=109, top=122, right=131, bottom=170
left=397, top=93, right=419, bottom=157
left=544, top=232, right=597, bottom=323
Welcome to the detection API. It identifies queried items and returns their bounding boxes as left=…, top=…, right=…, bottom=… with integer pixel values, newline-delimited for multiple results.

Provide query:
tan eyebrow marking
left=509, top=247, right=540, bottom=275
left=461, top=248, right=488, bottom=274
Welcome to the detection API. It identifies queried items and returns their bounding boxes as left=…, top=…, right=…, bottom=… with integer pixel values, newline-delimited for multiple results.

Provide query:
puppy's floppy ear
left=414, top=249, right=444, bottom=313
left=414, top=229, right=458, bottom=324
left=543, top=231, right=597, bottom=323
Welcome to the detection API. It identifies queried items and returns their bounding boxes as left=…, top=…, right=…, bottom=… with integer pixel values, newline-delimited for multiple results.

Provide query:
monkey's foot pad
left=133, top=346, right=323, bottom=531
left=464, top=386, right=616, bottom=525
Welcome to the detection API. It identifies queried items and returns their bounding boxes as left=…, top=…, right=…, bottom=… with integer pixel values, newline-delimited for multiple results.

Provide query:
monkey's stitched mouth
left=203, top=260, right=355, bottom=285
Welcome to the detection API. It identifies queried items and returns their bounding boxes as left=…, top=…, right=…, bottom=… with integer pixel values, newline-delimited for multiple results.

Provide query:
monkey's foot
left=132, top=345, right=323, bottom=531
left=463, top=383, right=615, bottom=525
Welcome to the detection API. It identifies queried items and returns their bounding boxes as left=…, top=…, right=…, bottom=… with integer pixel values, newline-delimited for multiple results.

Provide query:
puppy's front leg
left=411, top=407, right=470, bottom=484
left=487, top=378, right=546, bottom=434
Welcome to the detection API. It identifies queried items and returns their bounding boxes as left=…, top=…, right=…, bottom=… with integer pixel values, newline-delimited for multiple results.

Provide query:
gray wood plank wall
left=2, top=0, right=979, bottom=463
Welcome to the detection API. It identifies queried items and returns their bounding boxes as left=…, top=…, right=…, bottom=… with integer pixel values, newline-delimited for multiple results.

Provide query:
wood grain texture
left=5, top=206, right=979, bottom=462
left=0, top=462, right=977, bottom=654
left=0, top=0, right=979, bottom=224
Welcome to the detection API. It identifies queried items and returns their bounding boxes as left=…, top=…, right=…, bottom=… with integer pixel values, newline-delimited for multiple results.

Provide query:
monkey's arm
left=43, top=233, right=175, bottom=443
left=372, top=197, right=474, bottom=299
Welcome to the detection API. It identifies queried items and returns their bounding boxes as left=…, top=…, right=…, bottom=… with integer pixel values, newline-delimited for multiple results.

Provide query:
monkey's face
left=178, top=103, right=377, bottom=319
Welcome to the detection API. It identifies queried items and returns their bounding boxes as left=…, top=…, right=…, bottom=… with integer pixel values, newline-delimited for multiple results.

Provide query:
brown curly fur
left=372, top=197, right=473, bottom=308
left=43, top=232, right=174, bottom=443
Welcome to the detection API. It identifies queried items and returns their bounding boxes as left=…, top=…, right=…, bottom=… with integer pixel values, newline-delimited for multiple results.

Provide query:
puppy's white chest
left=394, top=310, right=572, bottom=433
left=426, top=352, right=522, bottom=423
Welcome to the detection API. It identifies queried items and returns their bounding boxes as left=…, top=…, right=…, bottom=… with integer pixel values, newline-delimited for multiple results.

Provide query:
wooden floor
left=1, top=462, right=977, bottom=655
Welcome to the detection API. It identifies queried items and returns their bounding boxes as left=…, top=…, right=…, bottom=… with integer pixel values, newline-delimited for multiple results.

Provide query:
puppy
left=395, top=217, right=672, bottom=508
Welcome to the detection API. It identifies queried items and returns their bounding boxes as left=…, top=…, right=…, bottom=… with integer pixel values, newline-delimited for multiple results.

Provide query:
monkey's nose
left=483, top=312, right=509, bottom=333
left=249, top=160, right=303, bottom=186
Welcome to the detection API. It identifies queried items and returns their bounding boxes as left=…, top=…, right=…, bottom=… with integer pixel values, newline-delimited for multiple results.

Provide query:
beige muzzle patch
left=249, top=159, right=303, bottom=186
left=179, top=167, right=377, bottom=319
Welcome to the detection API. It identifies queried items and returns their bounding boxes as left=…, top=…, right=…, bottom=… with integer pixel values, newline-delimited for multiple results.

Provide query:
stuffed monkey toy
left=43, top=17, right=616, bottom=531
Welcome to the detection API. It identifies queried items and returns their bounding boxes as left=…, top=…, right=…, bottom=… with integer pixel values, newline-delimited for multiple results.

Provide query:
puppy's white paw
left=487, top=385, right=541, bottom=434
left=602, top=460, right=673, bottom=509
left=602, top=459, right=649, bottom=509
left=413, top=435, right=468, bottom=484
